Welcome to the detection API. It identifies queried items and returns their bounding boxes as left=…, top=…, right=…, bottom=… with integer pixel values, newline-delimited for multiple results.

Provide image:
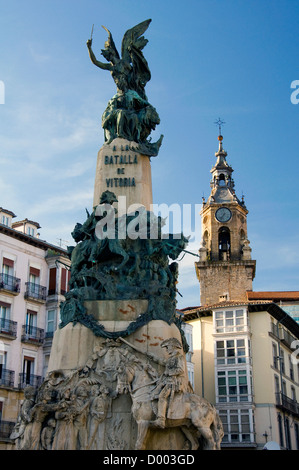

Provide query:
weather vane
left=214, top=118, right=225, bottom=136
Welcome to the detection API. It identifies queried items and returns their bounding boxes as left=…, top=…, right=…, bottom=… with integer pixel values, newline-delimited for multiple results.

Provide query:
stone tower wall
left=196, top=260, right=256, bottom=306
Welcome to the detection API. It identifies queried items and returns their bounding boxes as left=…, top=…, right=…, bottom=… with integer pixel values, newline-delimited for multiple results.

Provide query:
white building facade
left=0, top=208, right=70, bottom=447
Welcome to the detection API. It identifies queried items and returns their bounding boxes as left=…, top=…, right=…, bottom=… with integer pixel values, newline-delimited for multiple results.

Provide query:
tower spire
left=214, top=117, right=225, bottom=136
left=214, top=117, right=226, bottom=153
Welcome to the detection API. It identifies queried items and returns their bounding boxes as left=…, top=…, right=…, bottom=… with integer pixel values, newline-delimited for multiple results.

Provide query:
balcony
left=279, top=328, right=296, bottom=349
left=0, top=420, right=15, bottom=440
left=0, top=319, right=17, bottom=339
left=0, top=273, right=21, bottom=296
left=24, top=282, right=46, bottom=303
left=270, top=322, right=296, bottom=349
left=0, top=368, right=15, bottom=388
left=21, top=324, right=44, bottom=345
left=276, top=392, right=299, bottom=417
left=18, top=372, right=42, bottom=389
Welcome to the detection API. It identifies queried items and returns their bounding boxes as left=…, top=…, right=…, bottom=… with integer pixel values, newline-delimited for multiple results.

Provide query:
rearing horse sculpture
left=116, top=354, right=224, bottom=450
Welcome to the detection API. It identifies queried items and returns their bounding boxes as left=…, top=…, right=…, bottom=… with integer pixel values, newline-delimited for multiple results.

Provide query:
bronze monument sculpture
left=87, top=19, right=163, bottom=156
left=11, top=20, right=223, bottom=451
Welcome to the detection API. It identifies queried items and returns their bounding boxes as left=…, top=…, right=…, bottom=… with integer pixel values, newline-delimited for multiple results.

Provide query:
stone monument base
left=40, top=300, right=192, bottom=450
left=48, top=299, right=183, bottom=373
left=11, top=300, right=223, bottom=450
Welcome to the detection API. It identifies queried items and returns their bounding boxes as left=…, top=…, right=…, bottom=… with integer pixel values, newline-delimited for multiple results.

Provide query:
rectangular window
left=217, top=369, right=250, bottom=403
left=2, top=258, right=14, bottom=283
left=273, top=343, right=278, bottom=369
left=280, top=351, right=285, bottom=375
left=274, top=375, right=280, bottom=395
left=0, top=302, right=11, bottom=336
left=278, top=413, right=284, bottom=448
left=60, top=268, right=67, bottom=295
left=26, top=310, right=37, bottom=334
left=48, top=268, right=57, bottom=295
left=0, top=302, right=11, bottom=321
left=289, top=355, right=294, bottom=381
left=1, top=215, right=9, bottom=226
left=214, top=309, right=247, bottom=333
left=29, top=267, right=40, bottom=284
left=0, top=351, right=7, bottom=380
left=216, top=338, right=249, bottom=365
left=27, top=226, right=35, bottom=237
left=219, top=409, right=253, bottom=444
left=46, top=310, right=56, bottom=335
left=23, top=357, right=35, bottom=384
left=3, top=257, right=14, bottom=269
left=28, top=267, right=41, bottom=298
left=282, top=380, right=287, bottom=396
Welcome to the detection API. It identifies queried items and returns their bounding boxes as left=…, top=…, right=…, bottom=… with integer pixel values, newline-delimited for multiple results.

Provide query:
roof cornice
left=0, top=223, right=68, bottom=256
left=182, top=301, right=299, bottom=338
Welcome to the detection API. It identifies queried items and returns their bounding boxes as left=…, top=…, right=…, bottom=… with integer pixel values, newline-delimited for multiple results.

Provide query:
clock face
left=215, top=207, right=232, bottom=223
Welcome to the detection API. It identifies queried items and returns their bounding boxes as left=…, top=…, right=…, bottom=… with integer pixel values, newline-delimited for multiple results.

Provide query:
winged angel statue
left=87, top=19, right=163, bottom=156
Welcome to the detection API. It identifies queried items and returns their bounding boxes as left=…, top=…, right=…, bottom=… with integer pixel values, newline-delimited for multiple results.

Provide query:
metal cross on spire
left=214, top=118, right=225, bottom=136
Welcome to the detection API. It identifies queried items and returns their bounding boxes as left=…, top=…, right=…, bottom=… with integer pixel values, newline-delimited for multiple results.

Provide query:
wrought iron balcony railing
left=24, top=282, right=46, bottom=301
left=0, top=273, right=21, bottom=294
left=21, top=324, right=44, bottom=344
left=44, top=330, right=54, bottom=339
left=18, top=372, right=42, bottom=389
left=270, top=322, right=296, bottom=349
left=0, top=368, right=15, bottom=388
left=0, top=318, right=17, bottom=338
left=276, top=392, right=299, bottom=417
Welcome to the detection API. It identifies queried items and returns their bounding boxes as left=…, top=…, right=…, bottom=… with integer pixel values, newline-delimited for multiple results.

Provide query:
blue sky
left=0, top=0, right=299, bottom=308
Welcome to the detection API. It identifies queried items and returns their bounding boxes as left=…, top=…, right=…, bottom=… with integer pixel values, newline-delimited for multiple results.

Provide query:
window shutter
left=26, top=309, right=37, bottom=315
left=60, top=268, right=67, bottom=294
left=48, top=268, right=57, bottom=295
left=3, top=258, right=14, bottom=268
left=29, top=267, right=40, bottom=277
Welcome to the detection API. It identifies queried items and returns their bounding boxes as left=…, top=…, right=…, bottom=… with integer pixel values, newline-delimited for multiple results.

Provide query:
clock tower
left=195, top=133, right=256, bottom=306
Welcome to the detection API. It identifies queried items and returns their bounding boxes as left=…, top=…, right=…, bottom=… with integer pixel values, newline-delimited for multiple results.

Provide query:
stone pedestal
left=46, top=300, right=189, bottom=450
left=93, top=138, right=153, bottom=215
left=48, top=307, right=183, bottom=374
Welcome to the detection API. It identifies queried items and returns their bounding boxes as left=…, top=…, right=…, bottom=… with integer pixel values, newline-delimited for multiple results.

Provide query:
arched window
left=203, top=230, right=209, bottom=248
left=219, top=174, right=226, bottom=186
left=219, top=227, right=231, bottom=260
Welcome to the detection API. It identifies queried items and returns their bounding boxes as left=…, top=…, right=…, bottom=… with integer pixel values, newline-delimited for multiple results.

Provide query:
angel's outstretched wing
left=121, top=19, right=152, bottom=63
left=101, top=25, right=120, bottom=62
left=121, top=19, right=152, bottom=97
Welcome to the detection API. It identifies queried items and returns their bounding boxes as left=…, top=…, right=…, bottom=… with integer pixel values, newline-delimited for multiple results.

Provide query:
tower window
left=203, top=230, right=209, bottom=248
left=240, top=229, right=246, bottom=240
left=219, top=227, right=231, bottom=260
left=219, top=174, right=226, bottom=186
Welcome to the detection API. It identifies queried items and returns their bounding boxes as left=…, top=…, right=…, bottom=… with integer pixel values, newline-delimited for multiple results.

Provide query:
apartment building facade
left=182, top=301, right=299, bottom=449
left=0, top=208, right=70, bottom=448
